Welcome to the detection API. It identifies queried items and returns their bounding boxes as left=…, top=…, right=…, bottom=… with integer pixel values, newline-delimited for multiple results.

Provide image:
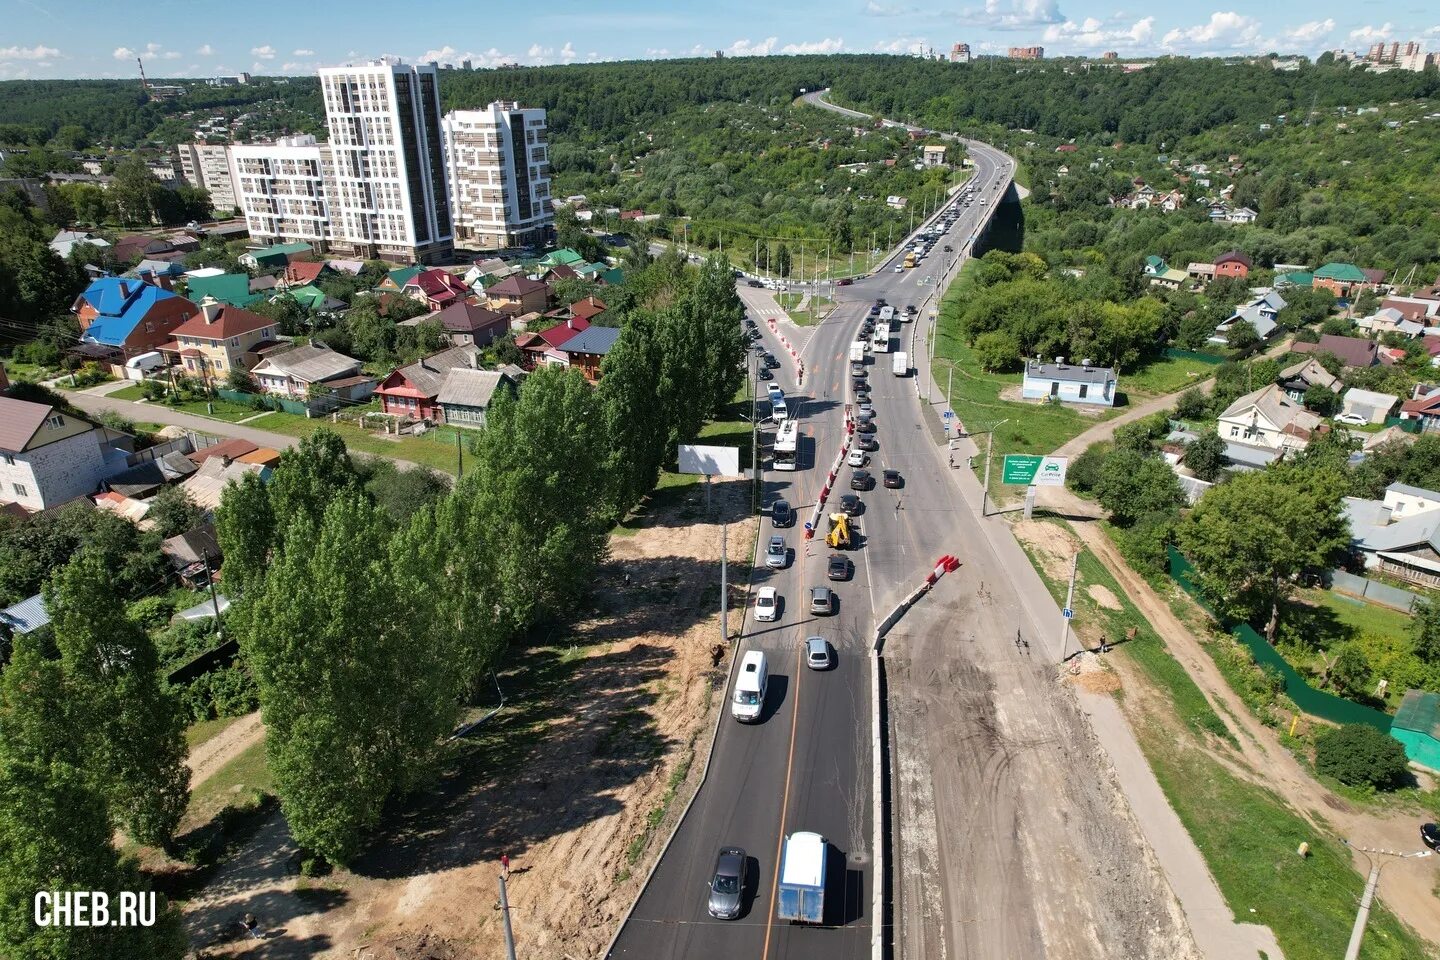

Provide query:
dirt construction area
left=183, top=478, right=756, bottom=959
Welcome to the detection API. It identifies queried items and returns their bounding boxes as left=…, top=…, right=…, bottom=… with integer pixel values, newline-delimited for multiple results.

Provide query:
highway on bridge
left=609, top=112, right=1013, bottom=960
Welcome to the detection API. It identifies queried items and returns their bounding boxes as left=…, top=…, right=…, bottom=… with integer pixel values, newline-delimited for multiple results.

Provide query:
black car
left=707, top=846, right=746, bottom=919
left=855, top=420, right=876, bottom=434
left=943, top=244, right=954, bottom=252
left=874, top=298, right=887, bottom=307
left=746, top=279, right=763, bottom=287
left=850, top=470, right=872, bottom=490
left=772, top=499, right=793, bottom=527
left=765, top=356, right=781, bottom=369
left=838, top=493, right=861, bottom=516
left=758, top=367, right=772, bottom=381
left=856, top=435, right=878, bottom=451
left=1423, top=823, right=1440, bottom=851
left=837, top=278, right=853, bottom=286
left=883, top=469, right=903, bottom=489
left=827, top=554, right=851, bottom=581
left=852, top=379, right=869, bottom=394
left=905, top=304, right=917, bottom=316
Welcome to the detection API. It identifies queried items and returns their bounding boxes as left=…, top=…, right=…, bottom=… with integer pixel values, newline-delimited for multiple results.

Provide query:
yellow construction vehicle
left=825, top=512, right=852, bottom=549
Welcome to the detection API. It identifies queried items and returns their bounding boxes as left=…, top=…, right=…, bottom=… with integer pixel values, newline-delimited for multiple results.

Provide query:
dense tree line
left=214, top=251, right=744, bottom=864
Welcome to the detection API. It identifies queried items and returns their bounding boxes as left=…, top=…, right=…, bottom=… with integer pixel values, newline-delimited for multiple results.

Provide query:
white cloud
left=781, top=37, right=845, bottom=54
left=113, top=46, right=135, bottom=60
left=196, top=44, right=215, bottom=56
left=864, top=0, right=917, bottom=15
left=873, top=36, right=929, bottom=55
left=292, top=48, right=315, bottom=57
left=1161, top=12, right=1263, bottom=52
left=969, top=0, right=1065, bottom=30
left=728, top=37, right=779, bottom=56
left=527, top=44, right=546, bottom=59
left=281, top=62, right=314, bottom=73
left=0, top=43, right=60, bottom=61
left=1349, top=23, right=1393, bottom=43
left=1424, top=26, right=1440, bottom=38
left=1042, top=15, right=1154, bottom=50
left=560, top=41, right=577, bottom=62
left=419, top=45, right=516, bottom=68
left=1284, top=19, right=1335, bottom=45
left=251, top=44, right=277, bottom=59
left=646, top=47, right=672, bottom=58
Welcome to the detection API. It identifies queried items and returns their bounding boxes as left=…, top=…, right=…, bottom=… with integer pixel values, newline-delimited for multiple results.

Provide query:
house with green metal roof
left=287, top=285, right=346, bottom=314
left=1313, top=262, right=1380, bottom=299
left=239, top=242, right=315, bottom=272
left=1273, top=271, right=1313, bottom=289
left=184, top=273, right=262, bottom=308
left=377, top=265, right=423, bottom=293
left=540, top=248, right=585, bottom=268
left=1391, top=689, right=1440, bottom=770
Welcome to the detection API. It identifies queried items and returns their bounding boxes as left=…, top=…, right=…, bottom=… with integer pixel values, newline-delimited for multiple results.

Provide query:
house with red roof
left=487, top=274, right=551, bottom=316
left=569, top=296, right=607, bottom=324
left=1401, top=383, right=1440, bottom=432
left=159, top=298, right=279, bottom=382
left=520, top=317, right=589, bottom=368
left=281, top=260, right=332, bottom=288
left=402, top=268, right=471, bottom=311
left=374, top=345, right=482, bottom=422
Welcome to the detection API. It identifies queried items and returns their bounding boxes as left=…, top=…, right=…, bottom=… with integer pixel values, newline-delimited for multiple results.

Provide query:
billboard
left=677, top=444, right=742, bottom=477
left=1000, top=454, right=1068, bottom=486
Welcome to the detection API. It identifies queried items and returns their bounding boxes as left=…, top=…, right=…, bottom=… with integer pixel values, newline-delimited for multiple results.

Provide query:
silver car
left=805, top=636, right=833, bottom=670
left=708, top=846, right=746, bottom=919
left=765, top=536, right=788, bottom=569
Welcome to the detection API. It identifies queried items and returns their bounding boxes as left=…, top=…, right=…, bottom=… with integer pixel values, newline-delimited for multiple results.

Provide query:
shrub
left=140, top=378, right=168, bottom=401
left=1067, top=443, right=1111, bottom=494
left=1314, top=723, right=1409, bottom=789
left=1174, top=387, right=1208, bottom=421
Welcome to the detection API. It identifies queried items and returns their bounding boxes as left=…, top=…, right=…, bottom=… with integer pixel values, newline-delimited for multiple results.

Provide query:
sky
left=1, top=0, right=1438, bottom=80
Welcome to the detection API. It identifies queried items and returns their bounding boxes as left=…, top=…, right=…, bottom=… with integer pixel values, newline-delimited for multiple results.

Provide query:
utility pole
left=1059, top=551, right=1078, bottom=660
left=982, top=431, right=993, bottom=516
left=202, top=552, right=223, bottom=639
left=720, top=522, right=729, bottom=643
left=497, top=873, right=518, bottom=960
left=1342, top=843, right=1432, bottom=960
left=456, top=430, right=463, bottom=479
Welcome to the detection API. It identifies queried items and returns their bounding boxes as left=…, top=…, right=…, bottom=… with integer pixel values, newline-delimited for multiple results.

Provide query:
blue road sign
left=1063, top=607, right=1074, bottom=619
left=804, top=521, right=813, bottom=532
left=943, top=410, right=954, bottom=420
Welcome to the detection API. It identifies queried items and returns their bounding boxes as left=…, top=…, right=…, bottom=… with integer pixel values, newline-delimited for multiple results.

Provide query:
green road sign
left=1001, top=454, right=1068, bottom=486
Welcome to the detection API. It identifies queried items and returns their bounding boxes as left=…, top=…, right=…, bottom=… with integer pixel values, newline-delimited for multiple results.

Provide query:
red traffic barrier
left=819, top=484, right=830, bottom=502
left=942, top=555, right=960, bottom=573
left=924, top=571, right=939, bottom=586
left=804, top=527, right=814, bottom=540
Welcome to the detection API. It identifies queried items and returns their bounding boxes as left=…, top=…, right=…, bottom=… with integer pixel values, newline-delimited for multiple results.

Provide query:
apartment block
left=176, top=142, right=239, bottom=213
left=231, top=135, right=333, bottom=247
left=318, top=57, right=453, bottom=264
left=1008, top=46, right=1044, bottom=60
left=442, top=101, right=553, bottom=251
left=949, top=43, right=971, bottom=63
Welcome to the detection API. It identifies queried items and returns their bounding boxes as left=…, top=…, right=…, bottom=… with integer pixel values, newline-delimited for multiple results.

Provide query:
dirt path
left=187, top=712, right=264, bottom=790
left=1073, top=520, right=1440, bottom=947
left=183, top=478, right=757, bottom=960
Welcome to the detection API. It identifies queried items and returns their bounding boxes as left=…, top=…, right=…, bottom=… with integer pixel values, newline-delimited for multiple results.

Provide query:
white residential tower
left=442, top=101, right=552, bottom=251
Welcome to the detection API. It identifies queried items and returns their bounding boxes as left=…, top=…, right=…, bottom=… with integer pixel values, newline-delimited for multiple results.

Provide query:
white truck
left=892, top=351, right=909, bottom=376
left=849, top=341, right=866, bottom=363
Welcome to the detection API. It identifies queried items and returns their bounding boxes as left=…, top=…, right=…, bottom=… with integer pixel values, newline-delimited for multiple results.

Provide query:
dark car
left=758, top=367, right=773, bottom=381
left=837, top=278, right=853, bottom=286
left=874, top=298, right=887, bottom=307
left=772, top=499, right=793, bottom=528
left=707, top=846, right=746, bottom=919
left=850, top=470, right=872, bottom=490
left=838, top=493, right=861, bottom=515
left=852, top=379, right=869, bottom=395
left=943, top=245, right=954, bottom=253
left=765, top=356, right=781, bottom=369
left=855, top=420, right=876, bottom=434
left=827, top=554, right=851, bottom=581
left=747, top=279, right=763, bottom=287
left=905, top=304, right=917, bottom=316
left=1423, top=823, right=1440, bottom=851
left=883, top=469, right=902, bottom=488
left=856, top=435, right=878, bottom=451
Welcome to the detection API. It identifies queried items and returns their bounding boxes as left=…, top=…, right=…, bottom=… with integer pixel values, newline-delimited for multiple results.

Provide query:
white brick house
left=0, top=397, right=129, bottom=512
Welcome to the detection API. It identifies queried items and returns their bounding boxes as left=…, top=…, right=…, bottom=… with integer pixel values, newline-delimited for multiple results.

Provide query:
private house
left=128, top=259, right=187, bottom=290
left=569, top=296, right=607, bottom=324
left=432, top=301, right=510, bottom=347
left=160, top=523, right=222, bottom=587
left=1312, top=262, right=1380, bottom=300
left=281, top=260, right=332, bottom=288
left=249, top=343, right=374, bottom=408
left=1216, top=384, right=1322, bottom=457
left=101, top=450, right=197, bottom=500
left=286, top=285, right=347, bottom=315
left=0, top=397, right=131, bottom=512
left=1342, top=488, right=1440, bottom=587
left=1143, top=255, right=1187, bottom=291
left=239, top=242, right=315, bottom=272
left=1341, top=388, right=1399, bottom=424
left=436, top=368, right=516, bottom=428
left=1384, top=482, right=1440, bottom=520
left=161, top=298, right=277, bottom=381
left=1210, top=289, right=1286, bottom=343
left=553, top=325, right=622, bottom=381
left=1381, top=295, right=1440, bottom=325
left=374, top=345, right=482, bottom=422
left=1356, top=307, right=1423, bottom=338
left=1187, top=262, right=1216, bottom=284
left=487, top=274, right=551, bottom=316
left=1222, top=206, right=1258, bottom=224
left=1293, top=333, right=1381, bottom=369
left=1400, top=384, right=1440, bottom=432
left=0, top=593, right=51, bottom=637
left=72, top=275, right=200, bottom=360
left=402, top=268, right=471, bottom=311
left=113, top=234, right=176, bottom=264
left=1214, top=251, right=1252, bottom=279
left=1020, top=359, right=1118, bottom=407
left=539, top=263, right=578, bottom=285
left=377, top=265, right=423, bottom=294
left=184, top=272, right=263, bottom=308
left=49, top=230, right=111, bottom=260
left=1391, top=691, right=1440, bottom=770
left=1277, top=357, right=1340, bottom=402
left=1274, top=270, right=1314, bottom=289
left=179, top=455, right=271, bottom=512
left=539, top=248, right=585, bottom=270
left=523, top=317, right=590, bottom=368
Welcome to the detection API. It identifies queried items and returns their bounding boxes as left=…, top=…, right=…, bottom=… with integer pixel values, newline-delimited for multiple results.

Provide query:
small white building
left=1383, top=482, right=1440, bottom=521
left=1020, top=358, right=1118, bottom=407
left=922, top=145, right=947, bottom=167
left=1341, top=388, right=1399, bottom=425
left=0, top=397, right=131, bottom=512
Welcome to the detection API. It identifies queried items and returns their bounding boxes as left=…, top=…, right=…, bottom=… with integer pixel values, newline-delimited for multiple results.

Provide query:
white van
left=732, top=650, right=769, bottom=723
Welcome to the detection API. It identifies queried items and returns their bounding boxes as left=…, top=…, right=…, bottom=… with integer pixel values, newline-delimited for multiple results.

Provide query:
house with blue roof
left=554, top=325, right=621, bottom=382
left=72, top=275, right=199, bottom=359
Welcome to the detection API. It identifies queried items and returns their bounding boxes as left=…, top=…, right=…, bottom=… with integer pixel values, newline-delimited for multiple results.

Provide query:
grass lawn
left=1122, top=354, right=1222, bottom=398
left=246, top=411, right=461, bottom=475
left=1015, top=521, right=1427, bottom=960
left=1306, top=588, right=1413, bottom=644
left=185, top=714, right=243, bottom=750
left=1, top=359, right=60, bottom=383
left=616, top=402, right=756, bottom=535
left=184, top=734, right=272, bottom=828
left=154, top=396, right=261, bottom=423
left=108, top=383, right=148, bottom=401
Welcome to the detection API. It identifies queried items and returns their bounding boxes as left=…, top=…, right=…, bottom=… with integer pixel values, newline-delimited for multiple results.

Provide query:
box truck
left=776, top=832, right=827, bottom=924
left=892, top=351, right=908, bottom=376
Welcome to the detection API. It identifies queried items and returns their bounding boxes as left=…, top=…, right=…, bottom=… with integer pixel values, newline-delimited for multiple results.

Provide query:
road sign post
left=1001, top=454, right=1068, bottom=487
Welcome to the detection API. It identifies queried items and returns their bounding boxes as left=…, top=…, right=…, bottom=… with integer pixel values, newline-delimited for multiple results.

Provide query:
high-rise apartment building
left=949, top=43, right=971, bottom=63
left=441, top=102, right=552, bottom=251
left=317, top=57, right=452, bottom=263
left=176, top=142, right=240, bottom=214
left=1007, top=46, right=1044, bottom=60
left=230, top=136, right=332, bottom=246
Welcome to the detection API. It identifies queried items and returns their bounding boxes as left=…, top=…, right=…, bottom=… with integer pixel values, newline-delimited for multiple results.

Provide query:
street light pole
left=1342, top=844, right=1432, bottom=960
left=1059, top=551, right=1078, bottom=660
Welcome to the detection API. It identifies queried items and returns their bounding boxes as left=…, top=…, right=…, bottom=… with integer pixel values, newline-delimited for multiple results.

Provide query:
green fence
left=215, top=388, right=312, bottom=417
left=1382, top=416, right=1422, bottom=435
left=1167, top=546, right=1393, bottom=732
left=1161, top=347, right=1227, bottom=365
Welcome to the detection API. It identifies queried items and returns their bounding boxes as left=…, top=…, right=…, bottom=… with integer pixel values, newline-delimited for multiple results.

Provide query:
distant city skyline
left=1, top=0, right=1437, bottom=80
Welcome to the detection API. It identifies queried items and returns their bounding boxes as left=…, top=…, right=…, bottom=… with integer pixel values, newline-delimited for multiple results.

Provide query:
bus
left=871, top=321, right=891, bottom=354
left=773, top=418, right=799, bottom=471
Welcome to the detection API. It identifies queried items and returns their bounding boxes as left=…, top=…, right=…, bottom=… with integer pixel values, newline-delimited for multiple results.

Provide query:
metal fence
left=1167, top=546, right=1393, bottom=731
left=215, top=388, right=312, bottom=417
left=1329, top=568, right=1422, bottom=613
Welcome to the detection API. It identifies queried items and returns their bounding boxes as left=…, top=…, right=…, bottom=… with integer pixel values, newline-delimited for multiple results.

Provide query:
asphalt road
left=611, top=120, right=1011, bottom=960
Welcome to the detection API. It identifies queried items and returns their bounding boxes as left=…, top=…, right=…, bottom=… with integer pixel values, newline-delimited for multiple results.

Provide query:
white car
left=847, top=449, right=867, bottom=468
left=893, top=264, right=904, bottom=272
left=1334, top=412, right=1369, bottom=426
left=754, top=586, right=779, bottom=622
